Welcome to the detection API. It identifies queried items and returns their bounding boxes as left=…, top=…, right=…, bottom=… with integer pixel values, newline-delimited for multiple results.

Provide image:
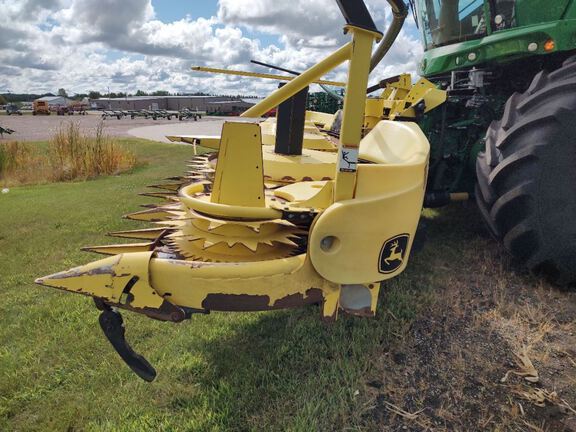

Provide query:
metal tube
left=252, top=59, right=344, bottom=102
left=241, top=42, right=352, bottom=118
left=192, top=66, right=345, bottom=87
left=250, top=60, right=300, bottom=76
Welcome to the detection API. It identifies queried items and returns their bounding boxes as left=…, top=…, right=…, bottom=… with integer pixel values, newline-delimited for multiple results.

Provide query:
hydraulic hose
left=369, top=0, right=409, bottom=72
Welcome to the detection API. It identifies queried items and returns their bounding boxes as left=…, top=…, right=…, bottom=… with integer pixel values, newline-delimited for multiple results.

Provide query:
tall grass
left=0, top=122, right=136, bottom=186
left=0, top=141, right=47, bottom=185
left=49, top=122, right=136, bottom=181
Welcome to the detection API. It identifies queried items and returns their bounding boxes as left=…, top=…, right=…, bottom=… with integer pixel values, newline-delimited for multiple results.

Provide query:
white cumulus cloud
left=0, top=0, right=423, bottom=96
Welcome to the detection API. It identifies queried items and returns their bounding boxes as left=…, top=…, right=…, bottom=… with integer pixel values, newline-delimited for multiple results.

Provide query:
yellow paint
left=335, top=27, right=379, bottom=202
left=262, top=146, right=336, bottom=183
left=211, top=122, right=265, bottom=207
left=309, top=121, right=429, bottom=284
left=364, top=75, right=447, bottom=128
left=260, top=118, right=337, bottom=151
left=36, top=14, right=440, bottom=325
left=305, top=111, right=337, bottom=130
left=242, top=42, right=352, bottom=118
left=36, top=252, right=164, bottom=310
left=273, top=181, right=334, bottom=210
left=83, top=242, right=155, bottom=256
left=180, top=181, right=282, bottom=220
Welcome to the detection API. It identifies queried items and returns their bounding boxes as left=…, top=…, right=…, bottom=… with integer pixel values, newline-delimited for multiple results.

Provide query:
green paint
left=417, top=0, right=576, bottom=76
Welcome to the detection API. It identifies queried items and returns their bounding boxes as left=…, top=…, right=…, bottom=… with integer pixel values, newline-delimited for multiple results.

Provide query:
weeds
left=0, top=141, right=46, bottom=185
left=0, top=121, right=135, bottom=186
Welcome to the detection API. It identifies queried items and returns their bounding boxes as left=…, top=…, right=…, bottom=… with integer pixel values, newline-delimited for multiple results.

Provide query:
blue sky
left=152, top=1, right=283, bottom=48
left=153, top=0, right=218, bottom=21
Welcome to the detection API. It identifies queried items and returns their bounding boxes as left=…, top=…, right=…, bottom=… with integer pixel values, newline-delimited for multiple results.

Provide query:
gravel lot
left=0, top=113, right=233, bottom=143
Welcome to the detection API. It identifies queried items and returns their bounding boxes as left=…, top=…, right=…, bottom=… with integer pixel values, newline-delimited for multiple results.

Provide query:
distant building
left=206, top=100, right=256, bottom=115
left=89, top=95, right=254, bottom=113
left=35, top=96, right=71, bottom=106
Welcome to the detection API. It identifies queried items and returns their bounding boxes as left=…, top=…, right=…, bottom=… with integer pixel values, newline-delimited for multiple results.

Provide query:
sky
left=0, top=0, right=424, bottom=97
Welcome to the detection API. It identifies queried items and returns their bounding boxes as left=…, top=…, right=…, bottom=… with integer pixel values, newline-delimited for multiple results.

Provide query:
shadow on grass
left=172, top=203, right=527, bottom=431
left=173, top=208, right=465, bottom=430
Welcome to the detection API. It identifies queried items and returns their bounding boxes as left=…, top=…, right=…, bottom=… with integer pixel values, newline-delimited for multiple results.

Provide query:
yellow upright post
left=334, top=26, right=380, bottom=202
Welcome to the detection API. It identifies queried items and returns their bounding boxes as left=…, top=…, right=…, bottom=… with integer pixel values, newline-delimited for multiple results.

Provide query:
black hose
left=250, top=60, right=344, bottom=102
left=369, top=0, right=408, bottom=72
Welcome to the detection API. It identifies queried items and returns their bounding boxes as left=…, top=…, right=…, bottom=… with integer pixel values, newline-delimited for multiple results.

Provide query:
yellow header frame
left=241, top=25, right=382, bottom=202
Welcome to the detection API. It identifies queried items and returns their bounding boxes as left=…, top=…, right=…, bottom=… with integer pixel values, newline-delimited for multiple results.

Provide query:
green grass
left=0, top=139, right=433, bottom=432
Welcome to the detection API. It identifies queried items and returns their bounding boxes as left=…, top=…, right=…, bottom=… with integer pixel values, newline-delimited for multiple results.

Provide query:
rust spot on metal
left=321, top=306, right=338, bottom=323
left=273, top=288, right=323, bottom=308
left=48, top=262, right=119, bottom=280
left=202, top=288, right=324, bottom=312
left=341, top=306, right=375, bottom=318
left=99, top=299, right=192, bottom=322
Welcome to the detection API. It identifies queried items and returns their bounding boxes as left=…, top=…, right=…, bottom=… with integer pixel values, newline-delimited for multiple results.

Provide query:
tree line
left=1, top=89, right=261, bottom=104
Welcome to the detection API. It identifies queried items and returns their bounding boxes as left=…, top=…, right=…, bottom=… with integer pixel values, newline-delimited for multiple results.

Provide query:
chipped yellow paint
left=36, top=19, right=436, bottom=324
left=36, top=252, right=164, bottom=310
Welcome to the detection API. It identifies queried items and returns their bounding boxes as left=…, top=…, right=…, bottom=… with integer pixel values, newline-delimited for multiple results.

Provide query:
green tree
left=58, top=88, right=68, bottom=97
left=0, top=95, right=7, bottom=105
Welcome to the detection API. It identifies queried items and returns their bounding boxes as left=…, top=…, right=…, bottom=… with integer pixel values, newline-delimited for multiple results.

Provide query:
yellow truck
left=32, top=100, right=51, bottom=116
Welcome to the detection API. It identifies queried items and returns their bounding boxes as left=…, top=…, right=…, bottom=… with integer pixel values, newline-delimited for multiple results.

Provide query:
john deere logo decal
left=379, top=234, right=410, bottom=274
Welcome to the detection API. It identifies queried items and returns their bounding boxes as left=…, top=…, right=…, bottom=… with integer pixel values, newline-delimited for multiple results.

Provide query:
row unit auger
left=36, top=0, right=436, bottom=381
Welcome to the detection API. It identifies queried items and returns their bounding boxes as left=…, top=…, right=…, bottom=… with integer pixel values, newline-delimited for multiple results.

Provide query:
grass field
left=1, top=139, right=574, bottom=431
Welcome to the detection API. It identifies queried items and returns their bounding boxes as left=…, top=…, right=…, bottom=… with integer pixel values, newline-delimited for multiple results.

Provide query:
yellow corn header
left=36, top=0, right=445, bottom=381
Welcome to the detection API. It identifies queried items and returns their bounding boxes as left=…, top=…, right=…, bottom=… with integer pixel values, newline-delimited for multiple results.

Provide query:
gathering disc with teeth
left=84, top=151, right=309, bottom=263
left=161, top=209, right=305, bottom=262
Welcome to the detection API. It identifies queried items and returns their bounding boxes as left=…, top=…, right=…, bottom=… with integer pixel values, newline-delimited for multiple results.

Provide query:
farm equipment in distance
left=32, top=100, right=51, bottom=116
left=32, top=102, right=88, bottom=116
left=0, top=125, right=15, bottom=138
left=101, top=109, right=202, bottom=121
left=101, top=110, right=125, bottom=120
left=179, top=108, right=205, bottom=121
left=69, top=103, right=88, bottom=115
left=6, top=104, right=22, bottom=116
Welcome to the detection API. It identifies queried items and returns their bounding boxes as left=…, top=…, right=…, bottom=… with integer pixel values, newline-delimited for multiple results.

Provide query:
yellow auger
left=36, top=0, right=439, bottom=381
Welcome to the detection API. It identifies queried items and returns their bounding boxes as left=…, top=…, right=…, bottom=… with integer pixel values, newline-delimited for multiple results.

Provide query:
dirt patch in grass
left=360, top=205, right=576, bottom=431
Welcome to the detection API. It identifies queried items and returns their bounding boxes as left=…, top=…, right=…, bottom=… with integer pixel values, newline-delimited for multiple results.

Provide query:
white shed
left=35, top=96, right=71, bottom=106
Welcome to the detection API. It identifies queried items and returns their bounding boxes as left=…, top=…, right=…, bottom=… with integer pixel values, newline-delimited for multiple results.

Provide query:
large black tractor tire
left=476, top=55, right=576, bottom=285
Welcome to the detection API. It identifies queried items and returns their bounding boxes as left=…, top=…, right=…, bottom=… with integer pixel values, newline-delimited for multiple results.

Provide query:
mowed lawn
left=0, top=139, right=430, bottom=431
